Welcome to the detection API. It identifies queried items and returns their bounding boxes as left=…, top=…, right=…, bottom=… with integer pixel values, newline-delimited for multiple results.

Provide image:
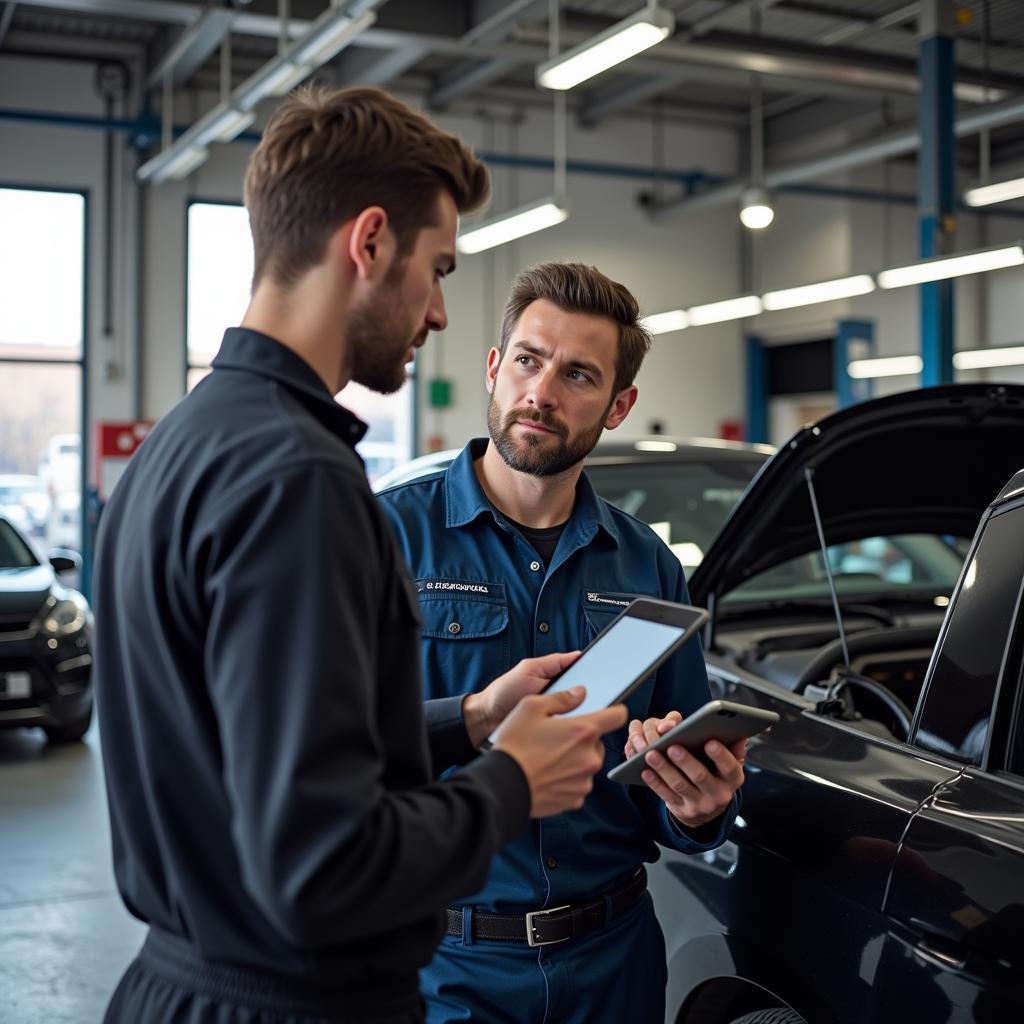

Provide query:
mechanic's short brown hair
left=244, top=84, right=490, bottom=286
left=499, top=262, right=653, bottom=395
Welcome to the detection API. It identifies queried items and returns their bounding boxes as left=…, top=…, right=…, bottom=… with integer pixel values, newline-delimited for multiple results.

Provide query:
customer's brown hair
left=244, top=84, right=490, bottom=286
left=499, top=262, right=653, bottom=395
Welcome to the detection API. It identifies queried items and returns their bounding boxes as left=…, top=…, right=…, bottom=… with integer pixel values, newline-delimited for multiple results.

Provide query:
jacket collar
left=212, top=327, right=368, bottom=448
left=444, top=438, right=620, bottom=547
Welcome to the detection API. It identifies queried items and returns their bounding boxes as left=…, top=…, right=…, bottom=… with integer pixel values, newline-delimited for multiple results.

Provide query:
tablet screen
left=543, top=615, right=686, bottom=718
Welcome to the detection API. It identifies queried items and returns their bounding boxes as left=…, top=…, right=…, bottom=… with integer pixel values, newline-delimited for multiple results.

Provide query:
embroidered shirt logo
left=585, top=591, right=632, bottom=607
left=418, top=579, right=492, bottom=595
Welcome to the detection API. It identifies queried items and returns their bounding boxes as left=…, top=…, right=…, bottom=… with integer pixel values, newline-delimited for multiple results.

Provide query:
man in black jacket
left=93, top=85, right=624, bottom=1024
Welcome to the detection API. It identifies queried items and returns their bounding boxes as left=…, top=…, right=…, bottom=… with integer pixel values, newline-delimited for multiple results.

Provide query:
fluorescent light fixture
left=162, top=145, right=209, bottom=181
left=687, top=295, right=763, bottom=326
left=259, top=59, right=311, bottom=98
left=292, top=10, right=377, bottom=66
left=207, top=106, right=256, bottom=144
left=762, top=274, right=875, bottom=311
left=739, top=185, right=774, bottom=230
left=456, top=197, right=568, bottom=254
left=536, top=5, right=675, bottom=91
left=634, top=440, right=678, bottom=452
left=138, top=144, right=209, bottom=184
left=641, top=309, right=688, bottom=335
left=878, top=244, right=1024, bottom=288
left=964, top=176, right=1024, bottom=208
left=847, top=355, right=922, bottom=379
left=954, top=345, right=1024, bottom=370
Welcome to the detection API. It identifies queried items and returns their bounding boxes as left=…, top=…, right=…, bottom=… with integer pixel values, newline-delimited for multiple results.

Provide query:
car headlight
left=41, top=594, right=88, bottom=637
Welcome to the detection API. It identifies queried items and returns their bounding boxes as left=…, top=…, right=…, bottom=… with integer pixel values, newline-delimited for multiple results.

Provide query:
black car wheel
left=43, top=703, right=92, bottom=744
left=728, top=1011, right=805, bottom=1024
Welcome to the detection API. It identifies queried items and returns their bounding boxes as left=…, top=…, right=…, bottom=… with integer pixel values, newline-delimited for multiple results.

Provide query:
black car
left=0, top=514, right=93, bottom=743
left=650, top=384, right=1024, bottom=1024
left=374, top=436, right=775, bottom=578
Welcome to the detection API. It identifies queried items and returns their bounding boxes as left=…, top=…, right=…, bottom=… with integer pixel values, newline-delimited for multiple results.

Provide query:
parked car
left=375, top=436, right=776, bottom=577
left=0, top=474, right=50, bottom=538
left=0, top=513, right=92, bottom=743
left=648, top=383, right=1024, bottom=1023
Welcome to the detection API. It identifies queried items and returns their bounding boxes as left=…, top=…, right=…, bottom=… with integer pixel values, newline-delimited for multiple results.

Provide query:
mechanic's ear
left=604, top=385, right=638, bottom=430
left=485, top=346, right=502, bottom=395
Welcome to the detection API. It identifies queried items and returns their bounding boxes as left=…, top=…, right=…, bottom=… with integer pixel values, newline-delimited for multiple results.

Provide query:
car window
left=914, top=506, right=1024, bottom=766
left=723, top=534, right=965, bottom=604
left=0, top=519, right=39, bottom=569
left=586, top=459, right=763, bottom=575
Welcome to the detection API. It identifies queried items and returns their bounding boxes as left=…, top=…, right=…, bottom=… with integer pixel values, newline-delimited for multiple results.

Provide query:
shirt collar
left=211, top=327, right=368, bottom=448
left=444, top=437, right=620, bottom=547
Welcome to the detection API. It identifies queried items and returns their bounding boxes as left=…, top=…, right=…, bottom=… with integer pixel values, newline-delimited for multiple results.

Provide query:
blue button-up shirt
left=379, top=438, right=736, bottom=912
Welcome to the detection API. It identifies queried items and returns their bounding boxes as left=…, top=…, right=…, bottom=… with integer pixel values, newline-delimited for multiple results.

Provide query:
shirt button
left=529, top=560, right=541, bottom=572
left=546, top=857, right=557, bottom=869
left=538, top=622, right=549, bottom=634
left=448, top=622, right=462, bottom=635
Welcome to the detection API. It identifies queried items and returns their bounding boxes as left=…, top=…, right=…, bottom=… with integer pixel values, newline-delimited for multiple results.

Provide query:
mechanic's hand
left=629, top=713, right=746, bottom=828
left=492, top=686, right=627, bottom=818
left=463, top=651, right=583, bottom=748
left=624, top=711, right=683, bottom=759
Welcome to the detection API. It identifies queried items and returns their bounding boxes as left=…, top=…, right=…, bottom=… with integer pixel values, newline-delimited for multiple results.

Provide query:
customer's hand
left=463, top=651, right=583, bottom=748
left=492, top=686, right=627, bottom=818
left=628, top=713, right=746, bottom=829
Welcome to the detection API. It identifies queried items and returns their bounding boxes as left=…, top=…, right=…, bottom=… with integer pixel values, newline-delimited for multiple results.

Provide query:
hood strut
left=804, top=467, right=851, bottom=673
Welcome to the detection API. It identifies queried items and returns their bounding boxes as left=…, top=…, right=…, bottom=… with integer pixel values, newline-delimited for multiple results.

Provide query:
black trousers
left=104, top=930, right=425, bottom=1024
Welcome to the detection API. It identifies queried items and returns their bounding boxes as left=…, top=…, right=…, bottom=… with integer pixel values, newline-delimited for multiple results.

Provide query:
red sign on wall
left=95, top=421, right=153, bottom=501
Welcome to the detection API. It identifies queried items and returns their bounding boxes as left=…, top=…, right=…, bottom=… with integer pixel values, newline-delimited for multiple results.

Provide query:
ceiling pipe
left=646, top=90, right=1024, bottom=214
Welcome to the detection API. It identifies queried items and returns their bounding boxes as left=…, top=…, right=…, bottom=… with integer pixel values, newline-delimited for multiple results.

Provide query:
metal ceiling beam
left=351, top=39, right=431, bottom=86
left=0, top=3, right=17, bottom=51
left=429, top=56, right=519, bottom=109
left=648, top=89, right=1024, bottom=214
left=463, top=0, right=546, bottom=46
left=145, top=3, right=236, bottom=89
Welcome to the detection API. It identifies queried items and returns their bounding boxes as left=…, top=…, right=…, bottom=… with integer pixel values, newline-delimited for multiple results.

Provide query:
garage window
left=186, top=200, right=414, bottom=483
left=0, top=187, right=85, bottom=555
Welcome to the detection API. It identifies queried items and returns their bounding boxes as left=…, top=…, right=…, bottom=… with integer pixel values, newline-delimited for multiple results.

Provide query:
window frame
left=0, top=182, right=89, bottom=587
left=909, top=497, right=1024, bottom=774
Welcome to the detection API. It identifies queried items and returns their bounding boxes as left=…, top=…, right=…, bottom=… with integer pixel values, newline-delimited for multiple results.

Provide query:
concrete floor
left=0, top=722, right=145, bottom=1023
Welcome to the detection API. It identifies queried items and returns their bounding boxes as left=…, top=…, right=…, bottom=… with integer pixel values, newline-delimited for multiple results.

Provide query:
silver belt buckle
left=525, top=904, right=571, bottom=947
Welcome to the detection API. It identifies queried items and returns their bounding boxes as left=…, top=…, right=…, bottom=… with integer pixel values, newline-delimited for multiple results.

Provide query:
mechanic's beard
left=487, top=395, right=605, bottom=477
left=347, top=264, right=416, bottom=395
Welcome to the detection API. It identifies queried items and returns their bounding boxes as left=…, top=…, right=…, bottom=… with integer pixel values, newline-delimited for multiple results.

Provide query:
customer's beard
left=346, top=263, right=416, bottom=395
left=487, top=396, right=606, bottom=477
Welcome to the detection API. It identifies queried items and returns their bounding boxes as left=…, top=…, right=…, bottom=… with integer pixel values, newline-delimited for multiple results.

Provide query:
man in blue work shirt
left=379, top=262, right=746, bottom=1023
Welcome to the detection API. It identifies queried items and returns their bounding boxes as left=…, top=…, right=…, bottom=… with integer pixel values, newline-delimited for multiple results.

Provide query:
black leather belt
left=445, top=867, right=647, bottom=948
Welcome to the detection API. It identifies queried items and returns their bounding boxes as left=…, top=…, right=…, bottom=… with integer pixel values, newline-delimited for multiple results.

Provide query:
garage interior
left=1, top=1, right=1024, bottom=1022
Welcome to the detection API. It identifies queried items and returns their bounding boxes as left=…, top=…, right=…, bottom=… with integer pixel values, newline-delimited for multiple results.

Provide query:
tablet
left=484, top=598, right=709, bottom=748
left=607, top=699, right=779, bottom=786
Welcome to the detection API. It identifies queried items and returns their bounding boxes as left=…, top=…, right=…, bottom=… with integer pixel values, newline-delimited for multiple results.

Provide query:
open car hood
left=689, top=383, right=1024, bottom=606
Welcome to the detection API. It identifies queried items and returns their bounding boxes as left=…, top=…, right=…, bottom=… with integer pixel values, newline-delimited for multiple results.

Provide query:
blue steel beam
left=835, top=319, right=875, bottom=408
left=918, top=1, right=956, bottom=386
left=746, top=336, right=769, bottom=444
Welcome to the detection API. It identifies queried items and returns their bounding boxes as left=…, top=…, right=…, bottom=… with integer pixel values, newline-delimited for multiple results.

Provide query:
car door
left=878, top=497, right=1024, bottom=1022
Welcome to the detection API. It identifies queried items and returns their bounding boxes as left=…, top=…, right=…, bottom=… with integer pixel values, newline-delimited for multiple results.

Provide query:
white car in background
left=0, top=474, right=50, bottom=538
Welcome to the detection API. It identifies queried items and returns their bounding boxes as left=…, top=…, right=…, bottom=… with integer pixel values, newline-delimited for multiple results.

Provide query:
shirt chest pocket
left=581, top=589, right=658, bottom=756
left=416, top=581, right=511, bottom=696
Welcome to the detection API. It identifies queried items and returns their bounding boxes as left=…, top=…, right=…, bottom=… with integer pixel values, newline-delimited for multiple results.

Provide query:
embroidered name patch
left=584, top=591, right=635, bottom=608
left=417, top=578, right=493, bottom=596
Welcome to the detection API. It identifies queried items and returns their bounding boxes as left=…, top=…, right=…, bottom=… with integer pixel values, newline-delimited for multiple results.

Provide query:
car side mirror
left=49, top=549, right=81, bottom=576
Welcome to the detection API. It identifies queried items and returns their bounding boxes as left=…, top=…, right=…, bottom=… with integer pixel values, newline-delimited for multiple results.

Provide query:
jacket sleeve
left=631, top=559, right=738, bottom=853
left=201, top=462, right=529, bottom=948
left=423, top=695, right=479, bottom=770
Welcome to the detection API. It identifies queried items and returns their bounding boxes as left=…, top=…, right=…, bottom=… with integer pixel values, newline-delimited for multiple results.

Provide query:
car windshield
left=0, top=519, right=40, bottom=569
left=586, top=458, right=765, bottom=576
left=723, top=533, right=965, bottom=604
